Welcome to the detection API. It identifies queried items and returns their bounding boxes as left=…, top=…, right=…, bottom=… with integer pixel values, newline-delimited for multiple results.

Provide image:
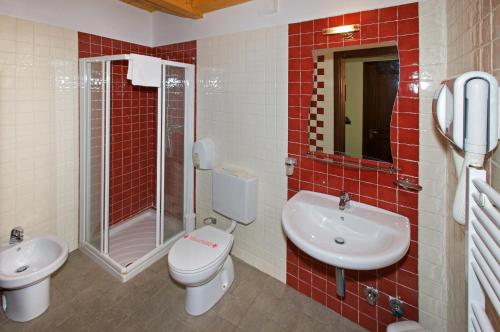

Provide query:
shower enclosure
left=79, top=54, right=194, bottom=282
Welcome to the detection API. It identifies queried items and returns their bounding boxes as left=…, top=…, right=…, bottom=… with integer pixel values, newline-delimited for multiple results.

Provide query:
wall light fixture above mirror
left=308, top=41, right=399, bottom=164
left=323, top=24, right=360, bottom=39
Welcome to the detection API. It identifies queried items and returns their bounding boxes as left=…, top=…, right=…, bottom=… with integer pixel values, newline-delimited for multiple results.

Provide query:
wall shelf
left=303, top=152, right=399, bottom=174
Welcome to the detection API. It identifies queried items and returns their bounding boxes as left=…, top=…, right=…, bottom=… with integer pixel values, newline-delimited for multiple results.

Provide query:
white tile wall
left=0, top=16, right=79, bottom=250
left=196, top=26, right=288, bottom=282
left=443, top=1, right=499, bottom=330
left=418, top=1, right=449, bottom=331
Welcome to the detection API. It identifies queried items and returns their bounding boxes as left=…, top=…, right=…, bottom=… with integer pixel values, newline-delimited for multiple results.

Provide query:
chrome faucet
left=9, top=226, right=24, bottom=245
left=339, top=192, right=351, bottom=210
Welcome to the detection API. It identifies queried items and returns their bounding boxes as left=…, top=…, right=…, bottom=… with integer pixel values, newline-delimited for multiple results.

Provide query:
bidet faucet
left=9, top=226, right=24, bottom=245
left=339, top=192, right=350, bottom=210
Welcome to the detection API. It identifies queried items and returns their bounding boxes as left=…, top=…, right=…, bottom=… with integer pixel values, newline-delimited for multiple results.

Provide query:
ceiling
left=121, top=0, right=250, bottom=19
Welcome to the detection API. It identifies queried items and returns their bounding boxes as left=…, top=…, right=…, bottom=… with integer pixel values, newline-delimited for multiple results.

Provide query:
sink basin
left=282, top=191, right=410, bottom=270
left=0, top=234, right=68, bottom=322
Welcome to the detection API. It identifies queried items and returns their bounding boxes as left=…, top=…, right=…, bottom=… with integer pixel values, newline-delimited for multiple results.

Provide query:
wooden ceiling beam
left=123, top=0, right=165, bottom=12
left=192, top=0, right=250, bottom=13
left=121, top=0, right=250, bottom=19
left=143, top=0, right=203, bottom=18
left=121, top=0, right=203, bottom=18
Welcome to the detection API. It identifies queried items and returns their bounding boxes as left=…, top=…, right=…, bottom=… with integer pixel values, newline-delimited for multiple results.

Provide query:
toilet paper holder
left=285, top=157, right=297, bottom=176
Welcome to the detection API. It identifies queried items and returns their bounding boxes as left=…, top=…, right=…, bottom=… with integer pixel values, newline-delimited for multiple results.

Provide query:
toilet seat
left=168, top=226, right=233, bottom=276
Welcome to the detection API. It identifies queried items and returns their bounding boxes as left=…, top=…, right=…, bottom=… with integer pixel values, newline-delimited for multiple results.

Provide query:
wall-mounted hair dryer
left=433, top=71, right=499, bottom=224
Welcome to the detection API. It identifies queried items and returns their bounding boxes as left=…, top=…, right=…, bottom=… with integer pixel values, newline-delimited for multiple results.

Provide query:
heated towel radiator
left=466, top=166, right=500, bottom=332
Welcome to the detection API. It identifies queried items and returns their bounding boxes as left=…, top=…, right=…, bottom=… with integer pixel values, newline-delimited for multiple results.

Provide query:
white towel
left=126, top=54, right=162, bottom=88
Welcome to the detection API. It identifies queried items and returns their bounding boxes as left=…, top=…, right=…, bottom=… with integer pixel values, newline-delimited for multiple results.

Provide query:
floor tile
left=0, top=250, right=367, bottom=332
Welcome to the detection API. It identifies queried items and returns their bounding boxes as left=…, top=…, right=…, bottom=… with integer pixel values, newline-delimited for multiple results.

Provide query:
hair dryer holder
left=433, top=71, right=499, bottom=224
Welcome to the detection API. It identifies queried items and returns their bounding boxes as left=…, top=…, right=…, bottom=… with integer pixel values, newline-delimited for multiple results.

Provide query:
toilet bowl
left=168, top=226, right=234, bottom=316
left=168, top=166, right=258, bottom=315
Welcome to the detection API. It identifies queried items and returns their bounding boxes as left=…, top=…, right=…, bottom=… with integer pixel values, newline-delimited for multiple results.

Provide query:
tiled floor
left=0, top=250, right=366, bottom=332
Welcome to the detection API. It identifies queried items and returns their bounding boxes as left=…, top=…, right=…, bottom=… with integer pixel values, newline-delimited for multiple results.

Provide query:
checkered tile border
left=308, top=55, right=326, bottom=152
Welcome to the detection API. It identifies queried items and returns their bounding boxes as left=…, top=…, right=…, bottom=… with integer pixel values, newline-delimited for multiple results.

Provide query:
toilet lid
left=168, top=226, right=233, bottom=273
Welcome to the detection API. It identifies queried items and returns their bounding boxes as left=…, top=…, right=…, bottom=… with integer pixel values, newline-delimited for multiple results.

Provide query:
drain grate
left=334, top=237, right=345, bottom=245
left=16, top=265, right=28, bottom=273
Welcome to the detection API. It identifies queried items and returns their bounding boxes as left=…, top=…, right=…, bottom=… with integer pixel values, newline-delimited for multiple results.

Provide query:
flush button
left=334, top=237, right=345, bottom=245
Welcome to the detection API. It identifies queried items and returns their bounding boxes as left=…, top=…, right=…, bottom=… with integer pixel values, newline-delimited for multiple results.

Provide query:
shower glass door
left=81, top=60, right=110, bottom=253
left=160, top=63, right=194, bottom=243
left=80, top=55, right=194, bottom=281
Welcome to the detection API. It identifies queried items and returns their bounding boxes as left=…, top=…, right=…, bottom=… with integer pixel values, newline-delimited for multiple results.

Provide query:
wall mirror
left=308, top=42, right=399, bottom=163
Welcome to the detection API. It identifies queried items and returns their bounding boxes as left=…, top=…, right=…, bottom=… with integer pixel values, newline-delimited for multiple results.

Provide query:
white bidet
left=0, top=234, right=68, bottom=322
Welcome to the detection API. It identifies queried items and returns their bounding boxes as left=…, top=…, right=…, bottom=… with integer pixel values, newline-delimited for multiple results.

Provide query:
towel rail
left=473, top=178, right=500, bottom=207
left=471, top=234, right=500, bottom=280
left=472, top=192, right=500, bottom=228
left=470, top=315, right=479, bottom=332
left=472, top=209, right=500, bottom=250
left=471, top=302, right=494, bottom=332
left=471, top=252, right=500, bottom=313
left=466, top=167, right=500, bottom=332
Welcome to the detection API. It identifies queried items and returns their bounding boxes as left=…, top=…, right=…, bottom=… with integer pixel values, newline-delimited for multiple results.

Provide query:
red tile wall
left=287, top=3, right=419, bottom=331
left=79, top=33, right=196, bottom=225
left=154, top=41, right=197, bottom=64
left=108, top=60, right=158, bottom=225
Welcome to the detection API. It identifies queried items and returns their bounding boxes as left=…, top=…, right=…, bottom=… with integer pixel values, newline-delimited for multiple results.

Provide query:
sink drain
left=334, top=237, right=345, bottom=245
left=16, top=265, right=28, bottom=273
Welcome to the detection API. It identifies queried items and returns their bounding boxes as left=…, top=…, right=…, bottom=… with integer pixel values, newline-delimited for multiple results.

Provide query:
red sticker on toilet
left=184, top=234, right=218, bottom=249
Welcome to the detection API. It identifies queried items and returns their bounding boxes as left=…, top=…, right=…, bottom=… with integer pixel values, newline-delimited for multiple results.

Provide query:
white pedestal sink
left=0, top=234, right=68, bottom=322
left=282, top=191, right=410, bottom=270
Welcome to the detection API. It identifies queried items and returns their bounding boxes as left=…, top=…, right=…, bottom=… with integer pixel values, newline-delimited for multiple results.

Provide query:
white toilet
left=168, top=167, right=257, bottom=316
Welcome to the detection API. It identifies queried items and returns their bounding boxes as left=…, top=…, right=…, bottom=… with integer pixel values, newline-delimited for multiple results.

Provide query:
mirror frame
left=309, top=41, right=399, bottom=165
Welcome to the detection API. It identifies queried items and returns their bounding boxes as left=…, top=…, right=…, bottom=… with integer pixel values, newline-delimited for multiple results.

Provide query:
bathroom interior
left=0, top=0, right=498, bottom=332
